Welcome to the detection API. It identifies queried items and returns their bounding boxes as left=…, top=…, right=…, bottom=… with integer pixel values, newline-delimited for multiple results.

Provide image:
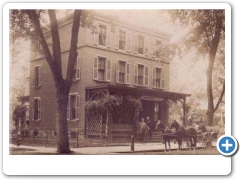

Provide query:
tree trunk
left=55, top=82, right=71, bottom=153
left=206, top=55, right=215, bottom=126
left=206, top=11, right=223, bottom=126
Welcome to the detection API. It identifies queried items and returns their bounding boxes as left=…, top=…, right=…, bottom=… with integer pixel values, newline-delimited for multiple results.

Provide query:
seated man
left=197, top=121, right=207, bottom=134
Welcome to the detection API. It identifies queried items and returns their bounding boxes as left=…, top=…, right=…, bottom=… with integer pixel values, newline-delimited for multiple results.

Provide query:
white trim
left=32, top=97, right=41, bottom=121
left=32, top=64, right=42, bottom=88
left=93, top=55, right=110, bottom=82
left=116, top=59, right=129, bottom=85
left=68, top=93, right=80, bottom=121
left=118, top=28, right=127, bottom=52
left=135, top=62, right=147, bottom=86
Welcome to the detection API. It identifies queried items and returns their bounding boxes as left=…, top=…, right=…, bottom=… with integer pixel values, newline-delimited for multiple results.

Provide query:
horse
left=155, top=121, right=182, bottom=152
left=170, top=120, right=198, bottom=150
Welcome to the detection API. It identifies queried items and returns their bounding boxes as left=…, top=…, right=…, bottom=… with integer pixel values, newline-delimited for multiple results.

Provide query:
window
left=34, top=41, right=43, bottom=56
left=32, top=98, right=41, bottom=121
left=93, top=56, right=111, bottom=81
left=134, top=64, right=149, bottom=86
left=119, top=30, right=126, bottom=50
left=116, top=60, right=130, bottom=84
left=99, top=25, right=106, bottom=46
left=73, top=56, right=81, bottom=81
left=138, top=35, right=144, bottom=54
left=155, top=40, right=163, bottom=58
left=32, top=66, right=42, bottom=87
left=67, top=94, right=80, bottom=121
left=135, top=35, right=148, bottom=55
left=152, top=67, right=165, bottom=89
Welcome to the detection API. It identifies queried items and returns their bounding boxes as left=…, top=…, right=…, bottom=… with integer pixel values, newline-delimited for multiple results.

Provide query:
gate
left=86, top=115, right=103, bottom=138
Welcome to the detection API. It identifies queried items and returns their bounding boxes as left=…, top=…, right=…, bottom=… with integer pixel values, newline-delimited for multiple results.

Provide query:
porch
left=85, top=84, right=190, bottom=141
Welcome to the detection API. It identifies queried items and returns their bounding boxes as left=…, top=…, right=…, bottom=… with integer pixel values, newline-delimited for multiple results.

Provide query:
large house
left=29, top=11, right=190, bottom=140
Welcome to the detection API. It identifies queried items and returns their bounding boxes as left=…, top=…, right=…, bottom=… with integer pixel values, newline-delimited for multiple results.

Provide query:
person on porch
left=139, top=118, right=150, bottom=142
left=146, top=116, right=152, bottom=139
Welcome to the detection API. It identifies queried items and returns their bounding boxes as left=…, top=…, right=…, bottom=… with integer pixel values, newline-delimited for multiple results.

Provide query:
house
left=29, top=10, right=190, bottom=141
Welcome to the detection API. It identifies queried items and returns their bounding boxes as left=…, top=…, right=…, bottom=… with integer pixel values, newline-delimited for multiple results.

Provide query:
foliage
left=85, top=95, right=142, bottom=123
left=168, top=10, right=225, bottom=125
left=12, top=105, right=27, bottom=130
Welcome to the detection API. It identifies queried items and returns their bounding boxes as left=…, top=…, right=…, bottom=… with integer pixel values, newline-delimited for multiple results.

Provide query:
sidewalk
left=10, top=142, right=179, bottom=154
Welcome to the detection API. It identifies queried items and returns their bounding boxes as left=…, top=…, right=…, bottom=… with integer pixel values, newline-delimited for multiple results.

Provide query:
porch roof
left=86, top=84, right=191, bottom=100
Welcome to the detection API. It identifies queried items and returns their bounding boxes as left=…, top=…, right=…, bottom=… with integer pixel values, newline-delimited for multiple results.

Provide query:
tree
left=12, top=105, right=27, bottom=134
left=169, top=10, right=225, bottom=125
left=10, top=9, right=93, bottom=153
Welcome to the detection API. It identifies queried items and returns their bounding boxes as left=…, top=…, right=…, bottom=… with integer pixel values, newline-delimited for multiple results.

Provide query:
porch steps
left=146, top=131, right=163, bottom=143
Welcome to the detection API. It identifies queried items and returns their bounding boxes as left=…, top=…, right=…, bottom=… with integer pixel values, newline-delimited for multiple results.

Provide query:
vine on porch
left=85, top=94, right=142, bottom=123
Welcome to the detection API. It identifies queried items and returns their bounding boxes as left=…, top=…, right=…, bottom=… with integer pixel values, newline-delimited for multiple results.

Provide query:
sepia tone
left=10, top=9, right=225, bottom=155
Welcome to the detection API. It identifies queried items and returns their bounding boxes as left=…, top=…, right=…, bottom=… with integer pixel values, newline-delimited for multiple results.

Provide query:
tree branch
left=48, top=10, right=62, bottom=79
left=214, top=80, right=225, bottom=112
left=66, top=10, right=81, bottom=86
left=26, top=10, right=54, bottom=69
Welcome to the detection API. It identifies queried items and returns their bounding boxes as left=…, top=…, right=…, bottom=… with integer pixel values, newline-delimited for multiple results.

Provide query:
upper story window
left=32, top=65, right=42, bottom=88
left=32, top=97, right=41, bottom=121
left=93, top=56, right=111, bottom=82
left=73, top=56, right=81, bottom=81
left=116, top=60, right=130, bottom=84
left=67, top=94, right=80, bottom=121
left=134, top=34, right=148, bottom=55
left=134, top=64, right=149, bottom=86
left=99, top=25, right=106, bottom=46
left=138, top=35, right=144, bottom=54
left=152, top=67, right=165, bottom=89
left=119, top=30, right=126, bottom=50
left=155, top=40, right=163, bottom=59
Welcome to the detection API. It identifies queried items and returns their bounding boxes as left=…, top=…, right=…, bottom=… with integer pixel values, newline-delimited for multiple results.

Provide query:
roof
left=86, top=84, right=190, bottom=100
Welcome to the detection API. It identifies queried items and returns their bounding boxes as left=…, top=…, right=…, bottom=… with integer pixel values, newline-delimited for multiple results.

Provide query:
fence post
left=131, top=135, right=135, bottom=151
left=76, top=130, right=79, bottom=148
left=45, top=131, right=48, bottom=145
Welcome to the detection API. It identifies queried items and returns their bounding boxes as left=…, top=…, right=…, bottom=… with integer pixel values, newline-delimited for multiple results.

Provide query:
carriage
left=196, top=129, right=219, bottom=148
left=155, top=116, right=219, bottom=151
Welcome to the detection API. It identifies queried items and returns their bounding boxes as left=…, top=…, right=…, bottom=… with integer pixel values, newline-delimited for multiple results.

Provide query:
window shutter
left=144, top=37, right=148, bottom=56
left=134, top=64, right=138, bottom=85
left=106, top=59, right=111, bottom=81
left=39, top=66, right=42, bottom=87
left=107, top=26, right=111, bottom=48
left=149, top=39, right=153, bottom=57
left=115, top=30, right=119, bottom=50
left=116, top=60, right=120, bottom=83
left=162, top=68, right=165, bottom=89
left=153, top=39, right=156, bottom=58
left=126, top=63, right=130, bottom=84
left=67, top=96, right=70, bottom=120
left=134, top=35, right=138, bottom=54
left=144, top=66, right=149, bottom=86
left=94, top=25, right=99, bottom=45
left=32, top=99, right=34, bottom=120
left=32, top=68, right=35, bottom=87
left=76, top=95, right=80, bottom=119
left=38, top=99, right=41, bottom=120
left=152, top=67, right=156, bottom=88
left=126, top=32, right=131, bottom=52
left=76, top=56, right=81, bottom=80
left=93, top=57, right=98, bottom=80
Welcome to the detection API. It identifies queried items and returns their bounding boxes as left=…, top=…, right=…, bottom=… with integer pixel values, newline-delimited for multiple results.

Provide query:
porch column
left=183, top=97, right=186, bottom=126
